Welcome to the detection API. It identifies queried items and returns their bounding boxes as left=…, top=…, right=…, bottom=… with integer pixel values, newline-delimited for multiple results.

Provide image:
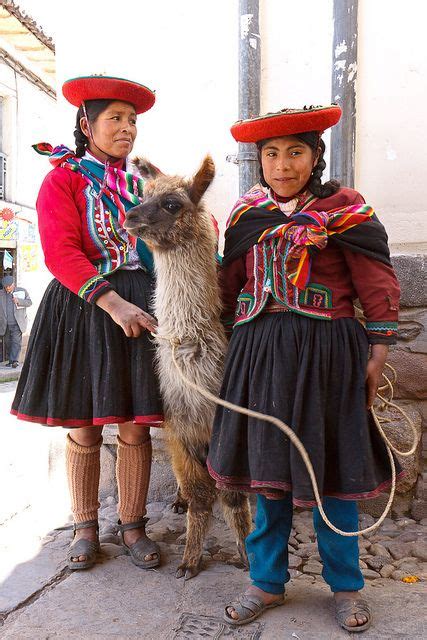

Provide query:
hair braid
left=74, top=105, right=88, bottom=157
left=305, top=138, right=340, bottom=198
left=73, top=99, right=114, bottom=158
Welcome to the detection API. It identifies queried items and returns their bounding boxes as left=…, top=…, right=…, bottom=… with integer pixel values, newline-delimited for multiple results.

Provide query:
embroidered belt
left=262, top=298, right=290, bottom=314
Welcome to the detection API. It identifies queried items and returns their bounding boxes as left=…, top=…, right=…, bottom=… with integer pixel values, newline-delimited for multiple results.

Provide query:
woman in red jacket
left=207, top=106, right=401, bottom=632
left=12, top=75, right=162, bottom=571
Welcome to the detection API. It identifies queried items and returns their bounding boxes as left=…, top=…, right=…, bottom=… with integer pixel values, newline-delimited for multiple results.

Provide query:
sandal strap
left=229, top=593, right=265, bottom=617
left=336, top=598, right=371, bottom=619
left=73, top=519, right=99, bottom=532
left=126, top=535, right=160, bottom=558
left=68, top=538, right=99, bottom=559
left=117, top=518, right=148, bottom=532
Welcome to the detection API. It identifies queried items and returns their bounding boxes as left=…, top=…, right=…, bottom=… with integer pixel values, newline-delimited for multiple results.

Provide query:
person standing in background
left=0, top=275, right=32, bottom=368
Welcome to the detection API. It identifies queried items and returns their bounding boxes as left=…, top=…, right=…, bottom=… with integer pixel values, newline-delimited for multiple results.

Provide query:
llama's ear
left=188, top=155, right=215, bottom=205
left=132, top=156, right=163, bottom=179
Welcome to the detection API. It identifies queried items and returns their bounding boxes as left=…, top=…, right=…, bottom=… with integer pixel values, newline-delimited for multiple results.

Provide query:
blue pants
left=246, top=494, right=364, bottom=594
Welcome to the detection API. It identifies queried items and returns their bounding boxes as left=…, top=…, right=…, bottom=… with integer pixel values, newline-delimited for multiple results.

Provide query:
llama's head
left=124, top=156, right=215, bottom=250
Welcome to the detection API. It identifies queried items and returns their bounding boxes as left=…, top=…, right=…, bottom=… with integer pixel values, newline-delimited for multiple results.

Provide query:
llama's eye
left=163, top=200, right=182, bottom=214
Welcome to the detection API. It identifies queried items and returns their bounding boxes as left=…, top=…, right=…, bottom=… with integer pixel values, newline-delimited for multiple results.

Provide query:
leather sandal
left=224, top=592, right=285, bottom=626
left=117, top=518, right=160, bottom=569
left=67, top=520, right=100, bottom=571
left=335, top=596, right=372, bottom=633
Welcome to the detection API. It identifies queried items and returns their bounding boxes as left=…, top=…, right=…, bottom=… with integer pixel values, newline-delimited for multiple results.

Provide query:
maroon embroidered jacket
left=220, top=187, right=400, bottom=344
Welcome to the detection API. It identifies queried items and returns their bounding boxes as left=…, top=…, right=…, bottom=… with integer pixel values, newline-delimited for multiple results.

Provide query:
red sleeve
left=36, top=168, right=113, bottom=302
left=219, top=255, right=247, bottom=334
left=343, top=250, right=400, bottom=344
left=343, top=190, right=400, bottom=344
left=328, top=189, right=400, bottom=344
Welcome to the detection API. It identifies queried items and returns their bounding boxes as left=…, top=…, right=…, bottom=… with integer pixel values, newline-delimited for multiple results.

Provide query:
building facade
left=0, top=1, right=56, bottom=355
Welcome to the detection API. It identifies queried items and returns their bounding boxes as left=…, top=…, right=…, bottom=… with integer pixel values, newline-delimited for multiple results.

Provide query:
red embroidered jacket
left=220, top=187, right=400, bottom=344
left=37, top=167, right=136, bottom=302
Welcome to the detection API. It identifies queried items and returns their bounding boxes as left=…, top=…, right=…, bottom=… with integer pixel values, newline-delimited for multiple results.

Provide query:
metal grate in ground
left=173, top=613, right=263, bottom=639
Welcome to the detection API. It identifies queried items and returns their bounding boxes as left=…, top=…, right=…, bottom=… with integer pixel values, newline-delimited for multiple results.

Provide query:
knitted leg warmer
left=66, top=433, right=102, bottom=523
left=116, top=435, right=152, bottom=523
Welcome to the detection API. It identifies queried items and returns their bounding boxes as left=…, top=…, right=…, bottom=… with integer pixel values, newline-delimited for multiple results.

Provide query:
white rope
left=158, top=335, right=418, bottom=537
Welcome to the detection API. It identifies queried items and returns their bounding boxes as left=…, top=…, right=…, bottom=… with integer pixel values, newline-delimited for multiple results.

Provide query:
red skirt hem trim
left=207, top=460, right=406, bottom=506
left=11, top=409, right=164, bottom=428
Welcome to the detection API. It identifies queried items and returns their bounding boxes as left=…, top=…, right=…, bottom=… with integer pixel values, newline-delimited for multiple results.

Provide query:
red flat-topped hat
left=62, top=74, right=156, bottom=114
left=231, top=104, right=342, bottom=143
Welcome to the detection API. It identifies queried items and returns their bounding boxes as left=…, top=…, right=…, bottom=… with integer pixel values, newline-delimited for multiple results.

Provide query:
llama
left=124, top=156, right=252, bottom=580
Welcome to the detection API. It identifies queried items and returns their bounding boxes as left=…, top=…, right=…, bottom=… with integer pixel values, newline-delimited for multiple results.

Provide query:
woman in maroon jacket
left=12, top=75, right=163, bottom=572
left=207, top=106, right=401, bottom=632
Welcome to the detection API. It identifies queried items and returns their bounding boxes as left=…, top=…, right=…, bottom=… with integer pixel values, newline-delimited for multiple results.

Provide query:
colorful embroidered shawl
left=223, top=188, right=391, bottom=289
left=33, top=143, right=153, bottom=272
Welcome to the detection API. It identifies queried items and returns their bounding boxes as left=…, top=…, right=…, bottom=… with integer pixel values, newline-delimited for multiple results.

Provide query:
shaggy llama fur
left=125, top=156, right=252, bottom=580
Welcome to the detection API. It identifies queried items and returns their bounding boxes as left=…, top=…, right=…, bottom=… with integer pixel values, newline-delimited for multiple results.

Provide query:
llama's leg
left=169, top=434, right=216, bottom=580
left=219, top=490, right=253, bottom=567
left=171, top=484, right=188, bottom=514
left=178, top=473, right=216, bottom=579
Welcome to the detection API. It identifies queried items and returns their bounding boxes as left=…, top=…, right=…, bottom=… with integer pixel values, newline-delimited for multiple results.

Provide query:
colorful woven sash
left=224, top=188, right=375, bottom=289
left=33, top=143, right=153, bottom=272
left=258, top=205, right=374, bottom=288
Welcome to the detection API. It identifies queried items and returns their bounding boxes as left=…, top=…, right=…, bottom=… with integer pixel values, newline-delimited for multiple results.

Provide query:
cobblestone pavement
left=0, top=495, right=425, bottom=639
left=98, top=499, right=427, bottom=584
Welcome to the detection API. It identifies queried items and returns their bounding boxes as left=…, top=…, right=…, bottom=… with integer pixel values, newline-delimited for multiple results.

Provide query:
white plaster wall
left=27, top=0, right=426, bottom=250
left=260, top=0, right=334, bottom=177
left=356, top=0, right=427, bottom=250
left=260, top=1, right=333, bottom=110
left=0, top=63, right=18, bottom=203
left=0, top=61, right=57, bottom=207
left=14, top=74, right=58, bottom=207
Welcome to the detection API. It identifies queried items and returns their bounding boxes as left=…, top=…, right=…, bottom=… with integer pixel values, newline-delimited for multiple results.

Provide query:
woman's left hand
left=365, top=344, right=389, bottom=409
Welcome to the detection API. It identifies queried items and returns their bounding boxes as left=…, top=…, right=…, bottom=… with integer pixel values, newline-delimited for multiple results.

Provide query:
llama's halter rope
left=155, top=333, right=418, bottom=537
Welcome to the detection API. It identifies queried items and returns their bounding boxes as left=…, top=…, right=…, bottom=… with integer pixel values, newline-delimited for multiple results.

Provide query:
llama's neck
left=153, top=230, right=221, bottom=342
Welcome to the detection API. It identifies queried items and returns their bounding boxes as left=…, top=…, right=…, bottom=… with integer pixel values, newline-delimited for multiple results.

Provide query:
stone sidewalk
left=0, top=495, right=425, bottom=640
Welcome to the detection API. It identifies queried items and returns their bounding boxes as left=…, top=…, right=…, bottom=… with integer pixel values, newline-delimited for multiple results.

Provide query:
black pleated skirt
left=11, top=269, right=163, bottom=427
left=207, top=312, right=401, bottom=506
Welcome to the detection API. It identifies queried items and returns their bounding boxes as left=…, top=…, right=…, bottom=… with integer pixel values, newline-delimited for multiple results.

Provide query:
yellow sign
left=18, top=244, right=39, bottom=272
left=0, top=219, right=18, bottom=240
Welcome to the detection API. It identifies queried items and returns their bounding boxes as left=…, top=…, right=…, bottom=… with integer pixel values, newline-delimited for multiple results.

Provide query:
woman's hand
left=96, top=290, right=157, bottom=337
left=365, top=344, right=389, bottom=409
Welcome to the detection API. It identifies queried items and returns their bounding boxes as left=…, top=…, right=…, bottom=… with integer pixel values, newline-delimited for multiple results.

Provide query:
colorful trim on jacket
left=78, top=274, right=112, bottom=303
left=234, top=239, right=333, bottom=327
left=365, top=321, right=398, bottom=343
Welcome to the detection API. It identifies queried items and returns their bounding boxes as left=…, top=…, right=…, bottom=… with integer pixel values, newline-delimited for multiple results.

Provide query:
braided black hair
left=74, top=99, right=114, bottom=157
left=257, top=131, right=340, bottom=198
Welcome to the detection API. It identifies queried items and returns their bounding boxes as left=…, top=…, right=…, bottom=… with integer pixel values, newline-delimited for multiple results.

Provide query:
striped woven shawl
left=223, top=191, right=391, bottom=289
